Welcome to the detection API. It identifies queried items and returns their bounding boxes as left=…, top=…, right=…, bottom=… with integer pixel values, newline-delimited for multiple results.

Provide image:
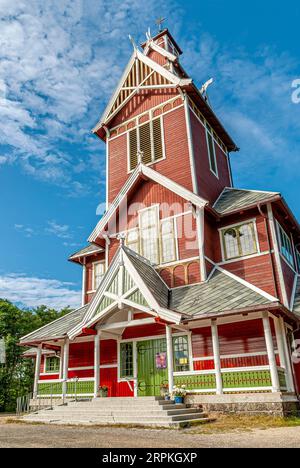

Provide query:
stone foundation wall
left=185, top=393, right=300, bottom=417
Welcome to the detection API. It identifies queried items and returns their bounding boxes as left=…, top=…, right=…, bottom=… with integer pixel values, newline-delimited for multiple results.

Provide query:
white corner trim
left=183, top=95, right=198, bottom=194
left=290, top=274, right=299, bottom=311
left=267, top=203, right=289, bottom=308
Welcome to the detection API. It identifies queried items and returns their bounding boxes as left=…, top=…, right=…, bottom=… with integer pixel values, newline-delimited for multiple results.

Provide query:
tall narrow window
left=296, top=250, right=300, bottom=273
left=129, top=128, right=138, bottom=171
left=276, top=222, right=294, bottom=267
left=221, top=221, right=258, bottom=261
left=139, top=206, right=159, bottom=264
left=126, top=229, right=139, bottom=253
left=93, top=261, right=106, bottom=290
left=120, top=342, right=134, bottom=379
left=125, top=207, right=178, bottom=265
left=161, top=219, right=176, bottom=264
left=206, top=124, right=218, bottom=177
left=128, top=116, right=164, bottom=171
left=173, top=336, right=190, bottom=372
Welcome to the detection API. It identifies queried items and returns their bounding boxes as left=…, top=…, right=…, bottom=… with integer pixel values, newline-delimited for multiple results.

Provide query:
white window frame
left=138, top=204, right=160, bottom=265
left=276, top=221, right=295, bottom=269
left=219, top=218, right=260, bottom=262
left=127, top=114, right=166, bottom=173
left=296, top=249, right=300, bottom=273
left=92, top=260, right=106, bottom=291
left=44, top=356, right=60, bottom=374
left=125, top=205, right=178, bottom=266
left=205, top=124, right=218, bottom=178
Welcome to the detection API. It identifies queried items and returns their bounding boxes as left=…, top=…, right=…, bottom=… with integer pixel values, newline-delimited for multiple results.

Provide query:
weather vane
left=155, top=17, right=166, bottom=32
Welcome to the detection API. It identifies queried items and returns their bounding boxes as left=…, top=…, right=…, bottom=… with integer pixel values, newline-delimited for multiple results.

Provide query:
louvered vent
left=139, top=122, right=152, bottom=165
left=129, top=128, right=138, bottom=171
left=153, top=118, right=163, bottom=161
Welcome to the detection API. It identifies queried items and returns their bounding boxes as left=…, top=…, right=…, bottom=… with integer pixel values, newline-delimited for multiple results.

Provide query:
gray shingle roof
left=293, top=277, right=300, bottom=317
left=20, top=305, right=88, bottom=344
left=213, top=188, right=280, bottom=215
left=123, top=246, right=169, bottom=309
left=69, top=244, right=103, bottom=261
left=169, top=269, right=272, bottom=317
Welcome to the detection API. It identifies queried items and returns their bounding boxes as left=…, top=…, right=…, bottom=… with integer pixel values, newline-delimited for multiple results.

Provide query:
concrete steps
left=24, top=397, right=215, bottom=428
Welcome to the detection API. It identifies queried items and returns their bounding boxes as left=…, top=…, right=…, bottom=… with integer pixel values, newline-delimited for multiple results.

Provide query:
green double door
left=137, top=338, right=168, bottom=396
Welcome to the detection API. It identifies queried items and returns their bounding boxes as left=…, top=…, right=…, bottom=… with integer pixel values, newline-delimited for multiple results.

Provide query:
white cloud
left=181, top=33, right=300, bottom=184
left=0, top=273, right=81, bottom=309
left=14, top=224, right=35, bottom=238
left=0, top=0, right=176, bottom=193
left=45, top=220, right=72, bottom=239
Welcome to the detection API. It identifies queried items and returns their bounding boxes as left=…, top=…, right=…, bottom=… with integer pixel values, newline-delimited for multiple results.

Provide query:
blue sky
left=0, top=0, right=299, bottom=309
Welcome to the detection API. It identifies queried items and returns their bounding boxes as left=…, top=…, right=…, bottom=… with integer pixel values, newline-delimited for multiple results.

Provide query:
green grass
left=188, top=414, right=300, bottom=434
left=4, top=414, right=300, bottom=433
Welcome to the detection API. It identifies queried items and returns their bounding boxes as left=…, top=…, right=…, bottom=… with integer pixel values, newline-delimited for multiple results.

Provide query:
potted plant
left=160, top=383, right=169, bottom=398
left=172, top=385, right=187, bottom=404
left=98, top=385, right=108, bottom=398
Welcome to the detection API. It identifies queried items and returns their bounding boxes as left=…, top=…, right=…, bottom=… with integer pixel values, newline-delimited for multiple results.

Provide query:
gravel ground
left=1, top=422, right=300, bottom=448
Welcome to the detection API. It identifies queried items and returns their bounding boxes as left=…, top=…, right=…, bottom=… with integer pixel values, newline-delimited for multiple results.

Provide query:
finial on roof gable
left=155, top=17, right=166, bottom=32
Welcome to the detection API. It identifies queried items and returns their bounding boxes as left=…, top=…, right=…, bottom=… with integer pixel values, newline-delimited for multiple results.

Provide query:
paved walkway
left=1, top=422, right=300, bottom=447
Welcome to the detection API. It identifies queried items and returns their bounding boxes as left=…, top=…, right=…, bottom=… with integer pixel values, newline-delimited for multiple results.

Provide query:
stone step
left=24, top=411, right=206, bottom=423
left=89, top=399, right=175, bottom=406
left=54, top=403, right=187, bottom=412
left=23, top=417, right=214, bottom=428
left=23, top=416, right=214, bottom=428
left=27, top=408, right=204, bottom=419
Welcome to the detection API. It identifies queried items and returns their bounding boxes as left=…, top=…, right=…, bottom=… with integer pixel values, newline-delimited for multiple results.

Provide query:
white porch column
left=62, top=338, right=69, bottom=397
left=33, top=345, right=42, bottom=398
left=166, top=325, right=174, bottom=393
left=279, top=317, right=295, bottom=393
left=211, top=320, right=223, bottom=395
left=94, top=329, right=101, bottom=398
left=262, top=312, right=280, bottom=392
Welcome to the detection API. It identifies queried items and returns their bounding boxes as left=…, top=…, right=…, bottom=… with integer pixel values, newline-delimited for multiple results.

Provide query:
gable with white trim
left=68, top=246, right=182, bottom=339
left=92, top=49, right=191, bottom=132
left=88, top=163, right=208, bottom=243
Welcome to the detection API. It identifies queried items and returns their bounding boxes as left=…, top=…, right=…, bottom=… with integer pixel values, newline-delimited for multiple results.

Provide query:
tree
left=0, top=300, right=71, bottom=412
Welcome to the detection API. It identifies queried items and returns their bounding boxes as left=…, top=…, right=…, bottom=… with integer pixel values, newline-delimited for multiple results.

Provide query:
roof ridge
left=122, top=245, right=171, bottom=292
left=224, top=187, right=280, bottom=195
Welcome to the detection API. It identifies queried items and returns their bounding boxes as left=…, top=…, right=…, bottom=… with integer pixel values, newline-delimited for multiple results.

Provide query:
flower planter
left=164, top=395, right=171, bottom=401
left=174, top=396, right=184, bottom=404
left=98, top=387, right=108, bottom=398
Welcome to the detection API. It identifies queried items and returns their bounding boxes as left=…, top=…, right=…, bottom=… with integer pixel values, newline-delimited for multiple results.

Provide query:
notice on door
left=155, top=352, right=167, bottom=369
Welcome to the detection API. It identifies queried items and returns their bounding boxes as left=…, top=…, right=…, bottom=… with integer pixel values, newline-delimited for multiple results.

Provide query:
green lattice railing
left=174, top=373, right=216, bottom=391
left=222, top=370, right=272, bottom=389
left=37, top=379, right=94, bottom=397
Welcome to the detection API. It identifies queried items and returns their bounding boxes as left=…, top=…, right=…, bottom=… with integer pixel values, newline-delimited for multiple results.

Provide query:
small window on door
left=172, top=336, right=190, bottom=372
left=120, top=342, right=134, bottom=379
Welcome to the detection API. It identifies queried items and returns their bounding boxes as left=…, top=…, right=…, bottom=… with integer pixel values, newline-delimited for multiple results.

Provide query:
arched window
left=221, top=221, right=258, bottom=260
left=172, top=336, right=190, bottom=372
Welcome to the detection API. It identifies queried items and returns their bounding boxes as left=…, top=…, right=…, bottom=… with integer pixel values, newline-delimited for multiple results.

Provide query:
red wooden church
left=21, top=29, right=300, bottom=414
